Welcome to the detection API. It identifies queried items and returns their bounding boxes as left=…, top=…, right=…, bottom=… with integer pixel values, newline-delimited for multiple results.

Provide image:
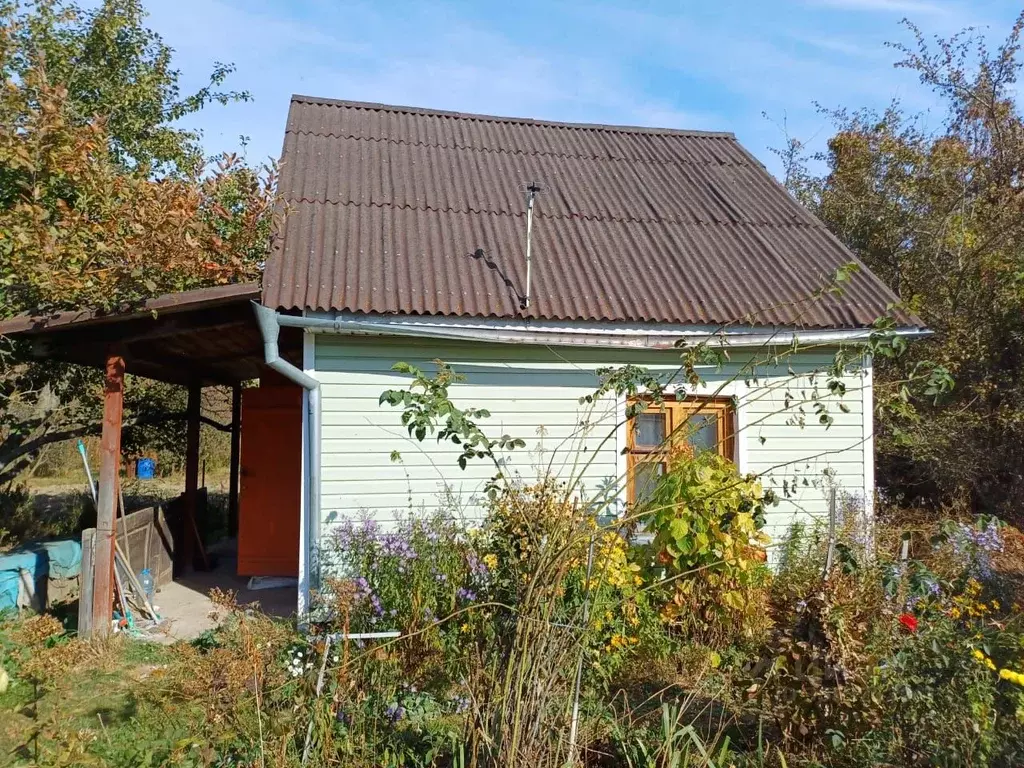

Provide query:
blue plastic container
left=136, top=457, right=155, bottom=479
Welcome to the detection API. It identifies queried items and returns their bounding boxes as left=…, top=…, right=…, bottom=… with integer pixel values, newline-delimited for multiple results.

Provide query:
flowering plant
left=324, top=512, right=474, bottom=635
left=898, top=613, right=918, bottom=632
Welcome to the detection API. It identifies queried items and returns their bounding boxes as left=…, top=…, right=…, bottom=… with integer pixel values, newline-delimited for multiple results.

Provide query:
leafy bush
left=745, top=514, right=1024, bottom=767
left=872, top=612, right=1018, bottom=767
left=644, top=450, right=775, bottom=645
left=0, top=482, right=90, bottom=550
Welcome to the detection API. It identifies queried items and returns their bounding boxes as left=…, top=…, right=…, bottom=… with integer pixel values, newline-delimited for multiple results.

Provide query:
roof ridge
left=282, top=197, right=820, bottom=228
left=289, top=94, right=736, bottom=140
left=284, top=128, right=743, bottom=166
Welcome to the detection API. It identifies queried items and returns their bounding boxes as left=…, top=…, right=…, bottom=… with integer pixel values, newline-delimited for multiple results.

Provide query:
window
left=627, top=397, right=735, bottom=504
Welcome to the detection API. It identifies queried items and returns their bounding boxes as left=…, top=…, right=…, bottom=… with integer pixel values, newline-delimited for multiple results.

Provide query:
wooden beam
left=91, top=351, right=124, bottom=638
left=183, top=382, right=201, bottom=571
left=31, top=305, right=253, bottom=350
left=228, top=384, right=242, bottom=538
left=123, top=343, right=238, bottom=387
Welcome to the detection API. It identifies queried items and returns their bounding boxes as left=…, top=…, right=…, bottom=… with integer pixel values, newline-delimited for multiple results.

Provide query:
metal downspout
left=251, top=302, right=320, bottom=620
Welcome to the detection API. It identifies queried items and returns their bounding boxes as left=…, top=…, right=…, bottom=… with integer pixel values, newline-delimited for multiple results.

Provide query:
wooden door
left=237, top=384, right=302, bottom=576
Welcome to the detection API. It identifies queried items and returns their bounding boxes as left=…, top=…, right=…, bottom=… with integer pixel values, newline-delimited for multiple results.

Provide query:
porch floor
left=149, top=538, right=297, bottom=642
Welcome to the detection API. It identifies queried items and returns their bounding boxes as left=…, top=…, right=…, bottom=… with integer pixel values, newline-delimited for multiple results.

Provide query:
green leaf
left=669, top=517, right=690, bottom=540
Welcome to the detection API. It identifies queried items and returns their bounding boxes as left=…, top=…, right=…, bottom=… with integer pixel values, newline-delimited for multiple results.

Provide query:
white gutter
left=280, top=311, right=931, bottom=350
left=251, top=302, right=320, bottom=620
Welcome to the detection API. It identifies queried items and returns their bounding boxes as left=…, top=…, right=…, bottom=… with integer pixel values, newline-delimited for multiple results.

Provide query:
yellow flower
left=950, top=607, right=962, bottom=620
left=459, top=623, right=471, bottom=634
left=973, top=649, right=998, bottom=671
left=483, top=553, right=498, bottom=570
left=999, top=668, right=1024, bottom=687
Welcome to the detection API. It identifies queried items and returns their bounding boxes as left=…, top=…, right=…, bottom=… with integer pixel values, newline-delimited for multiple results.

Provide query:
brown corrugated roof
left=264, top=96, right=917, bottom=329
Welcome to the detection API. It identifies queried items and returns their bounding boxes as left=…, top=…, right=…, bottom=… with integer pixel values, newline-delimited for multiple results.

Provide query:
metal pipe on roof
left=251, top=302, right=320, bottom=620
left=523, top=182, right=541, bottom=310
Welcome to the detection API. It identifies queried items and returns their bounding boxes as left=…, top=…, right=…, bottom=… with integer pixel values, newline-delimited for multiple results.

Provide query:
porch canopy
left=0, top=282, right=302, bottom=637
left=0, top=282, right=285, bottom=385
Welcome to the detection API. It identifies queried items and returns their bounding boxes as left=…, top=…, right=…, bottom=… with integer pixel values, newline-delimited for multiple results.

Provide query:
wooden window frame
left=626, top=396, right=736, bottom=505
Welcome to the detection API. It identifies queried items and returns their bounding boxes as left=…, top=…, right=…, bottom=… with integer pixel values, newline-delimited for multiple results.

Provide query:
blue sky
left=145, top=0, right=1020, bottom=177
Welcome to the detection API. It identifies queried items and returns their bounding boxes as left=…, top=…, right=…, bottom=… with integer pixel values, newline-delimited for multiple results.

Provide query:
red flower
left=899, top=613, right=919, bottom=632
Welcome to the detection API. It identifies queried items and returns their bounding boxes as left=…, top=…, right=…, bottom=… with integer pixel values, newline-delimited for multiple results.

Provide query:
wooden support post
left=78, top=529, right=95, bottom=638
left=91, top=351, right=124, bottom=638
left=183, top=382, right=201, bottom=571
left=228, top=383, right=242, bottom=538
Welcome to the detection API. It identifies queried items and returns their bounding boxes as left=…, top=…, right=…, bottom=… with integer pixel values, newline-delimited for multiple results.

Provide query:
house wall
left=314, top=334, right=871, bottom=549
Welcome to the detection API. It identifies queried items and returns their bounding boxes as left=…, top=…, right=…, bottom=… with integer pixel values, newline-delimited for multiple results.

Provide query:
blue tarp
left=0, top=538, right=82, bottom=612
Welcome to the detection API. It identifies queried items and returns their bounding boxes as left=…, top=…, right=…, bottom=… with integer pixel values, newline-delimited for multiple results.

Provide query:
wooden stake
left=118, top=480, right=132, bottom=569
left=91, top=351, right=124, bottom=638
left=183, top=382, right=201, bottom=571
left=78, top=529, right=95, bottom=638
left=229, top=383, right=242, bottom=538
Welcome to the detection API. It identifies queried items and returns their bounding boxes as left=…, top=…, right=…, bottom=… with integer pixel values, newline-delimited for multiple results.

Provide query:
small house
left=0, top=96, right=925, bottom=627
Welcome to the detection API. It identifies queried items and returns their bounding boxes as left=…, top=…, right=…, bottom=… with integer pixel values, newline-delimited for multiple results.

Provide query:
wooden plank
left=91, top=351, right=124, bottom=638
left=183, top=382, right=201, bottom=571
left=78, top=529, right=95, bottom=638
left=143, top=507, right=152, bottom=581
left=154, top=506, right=173, bottom=587
left=228, top=383, right=241, bottom=538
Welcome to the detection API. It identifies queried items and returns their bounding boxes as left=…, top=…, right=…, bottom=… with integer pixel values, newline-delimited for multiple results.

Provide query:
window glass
left=634, top=412, right=666, bottom=449
left=686, top=414, right=720, bottom=454
left=633, top=461, right=665, bottom=503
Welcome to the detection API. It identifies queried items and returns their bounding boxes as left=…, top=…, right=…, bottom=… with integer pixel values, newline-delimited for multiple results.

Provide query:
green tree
left=785, top=13, right=1024, bottom=516
left=0, top=0, right=274, bottom=487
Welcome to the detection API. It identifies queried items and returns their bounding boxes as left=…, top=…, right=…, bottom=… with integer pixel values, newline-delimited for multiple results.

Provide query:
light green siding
left=315, top=335, right=870, bottom=542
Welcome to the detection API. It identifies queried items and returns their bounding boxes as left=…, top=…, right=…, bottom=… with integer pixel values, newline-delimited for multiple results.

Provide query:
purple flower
left=456, top=587, right=477, bottom=603
left=384, top=703, right=405, bottom=723
left=381, top=532, right=417, bottom=560
left=467, top=553, right=489, bottom=578
left=334, top=518, right=355, bottom=548
left=951, top=519, right=1003, bottom=580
